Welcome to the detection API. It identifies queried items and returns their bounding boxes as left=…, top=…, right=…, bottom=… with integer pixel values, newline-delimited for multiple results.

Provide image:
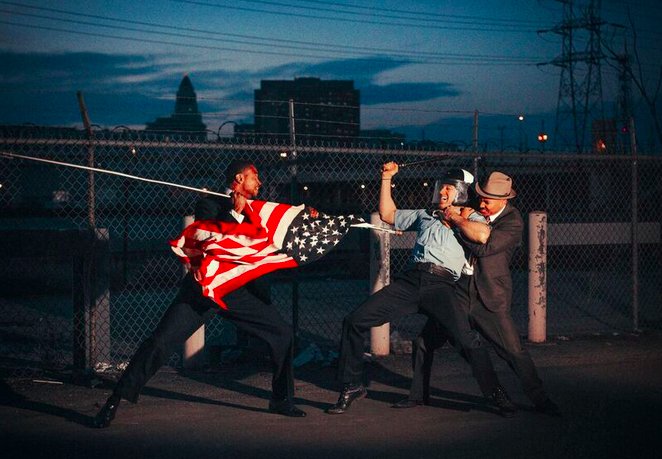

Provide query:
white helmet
left=431, top=168, right=474, bottom=205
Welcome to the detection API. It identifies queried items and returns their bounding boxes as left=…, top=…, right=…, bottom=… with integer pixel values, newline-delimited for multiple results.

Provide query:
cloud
left=0, top=51, right=185, bottom=126
left=260, top=56, right=411, bottom=86
left=220, top=56, right=460, bottom=108
left=0, top=51, right=460, bottom=130
left=361, top=82, right=460, bottom=105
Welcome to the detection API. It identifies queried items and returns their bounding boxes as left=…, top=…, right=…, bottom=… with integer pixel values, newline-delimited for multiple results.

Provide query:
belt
left=413, top=262, right=453, bottom=278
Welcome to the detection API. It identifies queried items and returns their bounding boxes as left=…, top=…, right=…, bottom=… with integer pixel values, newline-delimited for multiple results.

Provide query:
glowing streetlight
left=517, top=114, right=526, bottom=151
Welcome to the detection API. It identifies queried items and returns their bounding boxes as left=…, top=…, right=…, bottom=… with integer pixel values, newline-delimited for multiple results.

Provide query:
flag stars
left=284, top=213, right=365, bottom=266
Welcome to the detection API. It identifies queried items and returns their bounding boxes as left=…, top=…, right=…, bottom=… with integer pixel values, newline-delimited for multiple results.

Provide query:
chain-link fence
left=1, top=131, right=660, bottom=376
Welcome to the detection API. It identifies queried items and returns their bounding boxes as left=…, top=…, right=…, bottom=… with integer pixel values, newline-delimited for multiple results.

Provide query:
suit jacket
left=193, top=196, right=272, bottom=304
left=462, top=203, right=523, bottom=312
left=194, top=195, right=236, bottom=223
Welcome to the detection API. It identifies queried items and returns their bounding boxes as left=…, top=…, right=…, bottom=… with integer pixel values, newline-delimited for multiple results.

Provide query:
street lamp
left=517, top=115, right=527, bottom=152
left=217, top=121, right=237, bottom=140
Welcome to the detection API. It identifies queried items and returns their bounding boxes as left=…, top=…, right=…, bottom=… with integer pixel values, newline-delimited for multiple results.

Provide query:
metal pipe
left=369, top=212, right=390, bottom=356
left=528, top=211, right=547, bottom=343
left=629, top=116, right=639, bottom=331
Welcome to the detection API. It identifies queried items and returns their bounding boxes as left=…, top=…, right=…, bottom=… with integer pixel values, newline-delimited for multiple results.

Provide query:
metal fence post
left=629, top=116, right=640, bottom=331
left=73, top=228, right=110, bottom=370
left=182, top=215, right=205, bottom=368
left=369, top=212, right=390, bottom=356
left=289, top=99, right=301, bottom=341
left=528, top=211, right=547, bottom=343
left=76, top=91, right=96, bottom=228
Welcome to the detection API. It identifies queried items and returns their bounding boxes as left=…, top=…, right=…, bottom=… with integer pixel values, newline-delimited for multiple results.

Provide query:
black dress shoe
left=490, top=385, right=517, bottom=418
left=268, top=400, right=307, bottom=417
left=325, top=384, right=367, bottom=414
left=92, top=395, right=121, bottom=428
left=535, top=398, right=562, bottom=417
left=392, top=398, right=425, bottom=409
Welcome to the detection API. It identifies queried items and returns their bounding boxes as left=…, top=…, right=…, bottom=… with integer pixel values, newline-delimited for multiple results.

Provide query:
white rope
left=350, top=222, right=402, bottom=234
left=0, top=151, right=230, bottom=198
left=1, top=151, right=404, bottom=234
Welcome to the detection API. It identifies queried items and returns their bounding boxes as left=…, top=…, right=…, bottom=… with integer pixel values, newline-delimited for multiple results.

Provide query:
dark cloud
left=289, top=57, right=407, bottom=86
left=361, top=82, right=459, bottom=105
left=0, top=51, right=184, bottom=126
left=0, top=51, right=460, bottom=128
left=1, top=51, right=158, bottom=91
left=230, top=56, right=460, bottom=107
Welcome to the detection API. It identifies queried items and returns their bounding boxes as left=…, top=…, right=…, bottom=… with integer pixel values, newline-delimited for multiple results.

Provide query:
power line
left=0, top=19, right=541, bottom=66
left=171, top=0, right=540, bottom=33
left=279, top=0, right=548, bottom=25
left=210, top=0, right=547, bottom=28
left=0, top=3, right=544, bottom=63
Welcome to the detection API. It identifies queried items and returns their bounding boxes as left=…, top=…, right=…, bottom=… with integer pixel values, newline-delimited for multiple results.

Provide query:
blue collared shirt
left=394, top=209, right=485, bottom=280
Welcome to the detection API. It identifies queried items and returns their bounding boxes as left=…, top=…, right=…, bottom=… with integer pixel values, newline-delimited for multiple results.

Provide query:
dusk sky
left=1, top=0, right=660, bottom=148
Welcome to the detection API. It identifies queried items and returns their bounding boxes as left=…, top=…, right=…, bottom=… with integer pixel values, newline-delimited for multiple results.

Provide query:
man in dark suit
left=394, top=171, right=560, bottom=416
left=92, top=160, right=306, bottom=428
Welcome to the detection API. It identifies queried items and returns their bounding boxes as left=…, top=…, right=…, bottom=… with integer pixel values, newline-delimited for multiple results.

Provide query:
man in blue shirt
left=395, top=171, right=560, bottom=417
left=326, top=162, right=511, bottom=415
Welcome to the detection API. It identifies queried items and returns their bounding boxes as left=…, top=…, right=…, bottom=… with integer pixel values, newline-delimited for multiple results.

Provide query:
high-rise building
left=145, top=75, right=207, bottom=140
left=254, top=77, right=360, bottom=143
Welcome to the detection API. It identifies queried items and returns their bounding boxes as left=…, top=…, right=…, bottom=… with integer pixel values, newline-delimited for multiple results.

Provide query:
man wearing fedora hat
left=394, top=171, right=561, bottom=417
left=325, top=163, right=510, bottom=416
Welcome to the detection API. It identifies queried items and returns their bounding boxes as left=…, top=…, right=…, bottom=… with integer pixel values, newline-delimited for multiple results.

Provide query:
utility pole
left=616, top=46, right=633, bottom=154
left=539, top=0, right=605, bottom=153
left=76, top=91, right=96, bottom=228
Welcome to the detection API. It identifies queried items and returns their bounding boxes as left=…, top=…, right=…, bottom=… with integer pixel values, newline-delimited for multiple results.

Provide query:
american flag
left=170, top=200, right=364, bottom=309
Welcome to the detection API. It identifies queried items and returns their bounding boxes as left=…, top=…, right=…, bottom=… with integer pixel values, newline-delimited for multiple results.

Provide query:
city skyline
left=1, top=0, right=660, bottom=150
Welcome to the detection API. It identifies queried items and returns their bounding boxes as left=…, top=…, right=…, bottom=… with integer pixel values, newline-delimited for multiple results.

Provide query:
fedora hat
left=475, top=171, right=516, bottom=199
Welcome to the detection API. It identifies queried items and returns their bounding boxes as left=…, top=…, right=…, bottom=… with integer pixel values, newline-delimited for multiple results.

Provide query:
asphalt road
left=2, top=331, right=662, bottom=459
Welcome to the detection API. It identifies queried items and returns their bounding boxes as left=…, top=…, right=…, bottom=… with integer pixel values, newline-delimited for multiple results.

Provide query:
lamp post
left=217, top=121, right=237, bottom=140
left=518, top=114, right=526, bottom=152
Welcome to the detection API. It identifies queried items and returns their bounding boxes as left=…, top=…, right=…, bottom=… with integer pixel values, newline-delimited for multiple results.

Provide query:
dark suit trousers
left=114, top=274, right=295, bottom=403
left=409, top=319, right=449, bottom=401
left=409, top=275, right=547, bottom=404
left=337, top=269, right=498, bottom=396
left=460, top=274, right=546, bottom=404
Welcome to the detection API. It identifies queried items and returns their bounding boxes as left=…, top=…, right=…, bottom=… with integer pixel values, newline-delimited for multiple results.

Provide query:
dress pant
left=336, top=269, right=498, bottom=397
left=114, top=274, right=295, bottom=403
left=409, top=319, right=448, bottom=402
left=409, top=274, right=547, bottom=404
left=461, top=274, right=546, bottom=404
